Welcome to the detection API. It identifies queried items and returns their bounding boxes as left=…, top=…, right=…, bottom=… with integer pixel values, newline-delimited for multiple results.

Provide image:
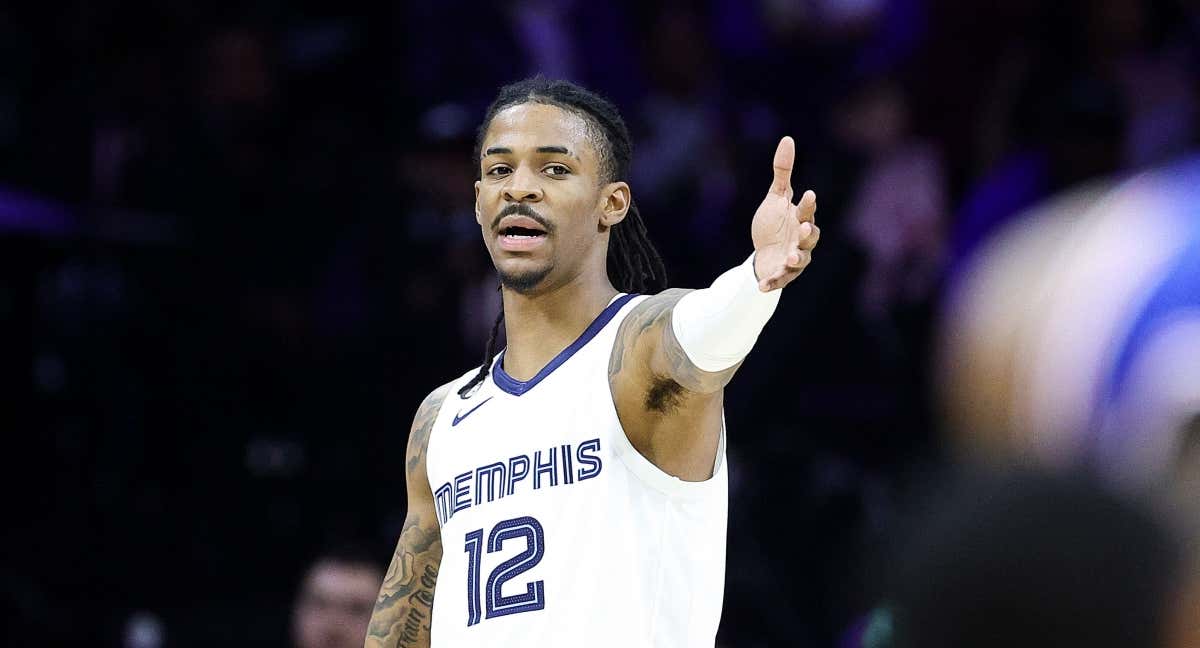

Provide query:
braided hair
left=458, top=77, right=667, bottom=398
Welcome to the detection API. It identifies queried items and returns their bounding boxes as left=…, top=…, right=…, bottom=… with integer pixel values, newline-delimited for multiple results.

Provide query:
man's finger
left=785, top=249, right=810, bottom=270
left=795, top=189, right=817, bottom=222
left=786, top=219, right=812, bottom=252
left=762, top=265, right=806, bottom=291
left=798, top=224, right=820, bottom=251
left=758, top=264, right=787, bottom=291
left=769, top=136, right=795, bottom=197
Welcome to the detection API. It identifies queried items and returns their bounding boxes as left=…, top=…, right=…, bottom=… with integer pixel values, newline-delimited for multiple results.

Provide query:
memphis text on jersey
left=433, top=438, right=603, bottom=526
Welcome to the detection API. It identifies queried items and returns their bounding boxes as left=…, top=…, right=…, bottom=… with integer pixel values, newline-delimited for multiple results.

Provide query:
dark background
left=5, top=0, right=1198, bottom=645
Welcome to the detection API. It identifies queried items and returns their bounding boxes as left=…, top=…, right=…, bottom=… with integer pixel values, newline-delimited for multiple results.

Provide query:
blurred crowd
left=5, top=0, right=1199, bottom=646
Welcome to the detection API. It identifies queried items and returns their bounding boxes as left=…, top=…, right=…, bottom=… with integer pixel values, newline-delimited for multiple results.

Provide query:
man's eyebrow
left=483, top=145, right=577, bottom=159
left=536, top=145, right=575, bottom=158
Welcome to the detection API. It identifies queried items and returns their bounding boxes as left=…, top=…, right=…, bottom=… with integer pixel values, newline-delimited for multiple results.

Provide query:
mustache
left=491, top=203, right=554, bottom=233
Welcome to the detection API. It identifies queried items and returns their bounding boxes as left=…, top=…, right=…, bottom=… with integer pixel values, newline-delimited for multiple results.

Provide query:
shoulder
left=412, top=364, right=490, bottom=427
left=406, top=380, right=455, bottom=458
left=614, top=288, right=692, bottom=341
left=633, top=288, right=692, bottom=311
left=608, top=289, right=695, bottom=397
left=611, top=286, right=736, bottom=397
left=414, top=382, right=453, bottom=424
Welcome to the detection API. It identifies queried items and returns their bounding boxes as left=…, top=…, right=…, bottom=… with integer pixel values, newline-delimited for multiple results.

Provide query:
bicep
left=611, top=289, right=738, bottom=400
left=610, top=292, right=729, bottom=480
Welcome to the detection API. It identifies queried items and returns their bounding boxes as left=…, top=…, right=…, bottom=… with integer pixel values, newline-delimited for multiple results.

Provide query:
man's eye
left=544, top=164, right=570, bottom=176
left=486, top=166, right=512, bottom=176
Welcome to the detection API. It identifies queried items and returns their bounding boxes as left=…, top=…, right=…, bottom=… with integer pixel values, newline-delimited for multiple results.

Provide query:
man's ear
left=599, top=181, right=631, bottom=227
left=474, top=180, right=483, bottom=225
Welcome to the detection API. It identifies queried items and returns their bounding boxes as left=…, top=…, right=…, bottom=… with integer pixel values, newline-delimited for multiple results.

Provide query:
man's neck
left=500, top=272, right=620, bottom=382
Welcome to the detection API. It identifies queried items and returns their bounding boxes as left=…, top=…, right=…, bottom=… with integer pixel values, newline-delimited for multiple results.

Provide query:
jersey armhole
left=604, top=380, right=727, bottom=499
left=603, top=295, right=727, bottom=498
left=608, top=410, right=727, bottom=498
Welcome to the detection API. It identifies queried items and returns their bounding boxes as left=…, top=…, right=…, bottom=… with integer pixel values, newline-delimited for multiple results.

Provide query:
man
left=294, top=546, right=384, bottom=648
left=366, top=77, right=819, bottom=647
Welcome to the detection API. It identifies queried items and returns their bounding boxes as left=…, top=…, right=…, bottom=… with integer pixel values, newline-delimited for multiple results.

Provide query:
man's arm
left=365, top=385, right=448, bottom=648
left=609, top=137, right=819, bottom=480
left=609, top=289, right=735, bottom=396
left=608, top=289, right=749, bottom=482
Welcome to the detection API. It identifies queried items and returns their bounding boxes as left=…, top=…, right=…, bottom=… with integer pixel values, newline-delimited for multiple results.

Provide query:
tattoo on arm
left=609, top=290, right=740, bottom=414
left=367, top=516, right=442, bottom=647
left=366, top=386, right=448, bottom=648
left=404, top=386, right=445, bottom=476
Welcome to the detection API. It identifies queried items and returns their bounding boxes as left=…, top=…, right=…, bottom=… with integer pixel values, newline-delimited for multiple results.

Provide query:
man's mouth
left=496, top=215, right=549, bottom=249
left=500, top=226, right=546, bottom=239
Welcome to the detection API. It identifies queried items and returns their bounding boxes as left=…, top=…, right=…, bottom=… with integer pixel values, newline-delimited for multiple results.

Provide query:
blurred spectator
left=836, top=76, right=947, bottom=319
left=946, top=74, right=1128, bottom=279
left=632, top=4, right=736, bottom=263
left=1079, top=0, right=1198, bottom=167
left=292, top=545, right=384, bottom=648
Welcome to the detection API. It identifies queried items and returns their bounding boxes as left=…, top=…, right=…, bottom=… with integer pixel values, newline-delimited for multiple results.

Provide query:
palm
left=750, top=136, right=819, bottom=291
left=751, top=189, right=800, bottom=250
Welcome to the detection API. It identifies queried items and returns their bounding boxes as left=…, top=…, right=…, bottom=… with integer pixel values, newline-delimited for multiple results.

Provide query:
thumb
left=769, top=136, right=795, bottom=197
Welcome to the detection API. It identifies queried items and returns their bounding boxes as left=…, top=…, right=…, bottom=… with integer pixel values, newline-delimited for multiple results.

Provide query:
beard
left=490, top=203, right=557, bottom=294
left=497, top=263, right=553, bottom=294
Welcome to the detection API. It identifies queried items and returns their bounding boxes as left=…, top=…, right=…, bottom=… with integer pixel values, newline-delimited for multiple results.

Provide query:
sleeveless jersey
left=424, top=293, right=728, bottom=647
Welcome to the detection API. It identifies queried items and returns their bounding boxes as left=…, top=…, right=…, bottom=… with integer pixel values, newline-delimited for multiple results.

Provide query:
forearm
left=366, top=517, right=442, bottom=648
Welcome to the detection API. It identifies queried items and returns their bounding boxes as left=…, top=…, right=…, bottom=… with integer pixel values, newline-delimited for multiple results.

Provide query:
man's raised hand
left=750, top=136, right=820, bottom=291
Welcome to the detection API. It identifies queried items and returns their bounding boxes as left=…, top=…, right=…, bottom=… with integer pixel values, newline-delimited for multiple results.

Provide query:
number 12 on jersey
left=464, top=515, right=546, bottom=626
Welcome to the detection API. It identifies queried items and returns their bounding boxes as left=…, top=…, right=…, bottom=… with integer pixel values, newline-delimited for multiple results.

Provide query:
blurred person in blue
left=938, top=155, right=1200, bottom=501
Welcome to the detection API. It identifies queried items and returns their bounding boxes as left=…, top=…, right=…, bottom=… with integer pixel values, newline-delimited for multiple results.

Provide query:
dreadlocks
left=458, top=77, right=667, bottom=398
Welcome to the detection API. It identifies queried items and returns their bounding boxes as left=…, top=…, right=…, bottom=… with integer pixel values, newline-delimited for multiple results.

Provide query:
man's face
left=475, top=103, right=623, bottom=294
left=292, top=561, right=382, bottom=648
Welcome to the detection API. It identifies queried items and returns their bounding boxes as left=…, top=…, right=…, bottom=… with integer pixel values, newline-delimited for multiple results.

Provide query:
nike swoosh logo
left=452, top=397, right=494, bottom=426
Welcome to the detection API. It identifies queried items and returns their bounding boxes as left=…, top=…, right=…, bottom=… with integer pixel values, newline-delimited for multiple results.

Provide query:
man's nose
left=501, top=166, right=544, bottom=203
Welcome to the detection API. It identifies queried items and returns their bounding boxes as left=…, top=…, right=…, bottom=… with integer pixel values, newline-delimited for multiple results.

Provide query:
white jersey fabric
left=425, top=293, right=728, bottom=647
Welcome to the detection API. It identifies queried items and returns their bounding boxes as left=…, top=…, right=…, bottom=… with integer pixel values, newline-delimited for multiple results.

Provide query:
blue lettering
left=507, top=455, right=530, bottom=495
left=475, top=462, right=506, bottom=505
left=534, top=448, right=558, bottom=489
left=576, top=438, right=602, bottom=481
left=439, top=439, right=606, bottom=521
left=453, top=471, right=472, bottom=515
left=561, top=444, right=574, bottom=484
left=434, top=482, right=454, bottom=525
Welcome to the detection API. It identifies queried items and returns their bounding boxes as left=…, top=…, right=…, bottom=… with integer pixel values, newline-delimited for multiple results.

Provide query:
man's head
left=472, top=77, right=662, bottom=296
left=454, top=79, right=668, bottom=399
left=890, top=468, right=1184, bottom=648
left=292, top=546, right=383, bottom=648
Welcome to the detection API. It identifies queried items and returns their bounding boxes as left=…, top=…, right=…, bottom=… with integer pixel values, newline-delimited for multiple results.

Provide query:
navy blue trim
left=492, top=293, right=639, bottom=396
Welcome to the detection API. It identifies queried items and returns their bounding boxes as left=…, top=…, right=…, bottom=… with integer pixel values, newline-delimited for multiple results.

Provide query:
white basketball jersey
left=424, top=293, right=728, bottom=647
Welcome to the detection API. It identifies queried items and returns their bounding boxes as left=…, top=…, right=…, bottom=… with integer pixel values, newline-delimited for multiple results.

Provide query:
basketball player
left=365, top=78, right=819, bottom=647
